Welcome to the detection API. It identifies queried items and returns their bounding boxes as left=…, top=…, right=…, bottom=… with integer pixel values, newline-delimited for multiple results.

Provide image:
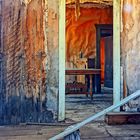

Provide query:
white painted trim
left=58, top=0, right=66, bottom=121
left=113, top=0, right=121, bottom=111
left=58, top=0, right=121, bottom=119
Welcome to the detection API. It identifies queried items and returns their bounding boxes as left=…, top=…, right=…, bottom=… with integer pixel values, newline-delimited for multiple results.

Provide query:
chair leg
left=89, top=75, right=93, bottom=99
left=85, top=75, right=89, bottom=97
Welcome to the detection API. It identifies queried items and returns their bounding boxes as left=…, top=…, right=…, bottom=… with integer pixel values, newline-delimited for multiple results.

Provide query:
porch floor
left=0, top=122, right=140, bottom=140
left=1, top=89, right=140, bottom=140
left=66, top=89, right=113, bottom=122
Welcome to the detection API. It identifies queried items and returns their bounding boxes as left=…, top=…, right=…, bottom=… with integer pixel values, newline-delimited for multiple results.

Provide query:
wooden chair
left=66, top=58, right=88, bottom=95
left=66, top=82, right=88, bottom=95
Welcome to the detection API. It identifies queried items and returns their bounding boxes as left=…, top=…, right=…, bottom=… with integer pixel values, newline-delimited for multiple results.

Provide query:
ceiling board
left=66, top=0, right=113, bottom=7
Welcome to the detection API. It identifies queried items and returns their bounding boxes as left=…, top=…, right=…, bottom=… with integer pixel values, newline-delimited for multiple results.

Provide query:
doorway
left=58, top=0, right=121, bottom=121
left=65, top=4, right=113, bottom=122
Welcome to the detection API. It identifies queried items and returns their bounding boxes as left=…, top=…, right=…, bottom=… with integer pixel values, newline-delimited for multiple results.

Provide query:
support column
left=113, top=0, right=121, bottom=111
left=58, top=0, right=65, bottom=121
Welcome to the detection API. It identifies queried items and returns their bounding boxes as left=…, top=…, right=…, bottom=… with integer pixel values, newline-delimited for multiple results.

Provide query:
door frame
left=58, top=0, right=66, bottom=121
left=95, top=24, right=113, bottom=93
left=58, top=0, right=121, bottom=121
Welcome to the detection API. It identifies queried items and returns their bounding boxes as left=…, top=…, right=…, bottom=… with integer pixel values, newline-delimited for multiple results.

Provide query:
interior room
left=65, top=0, right=113, bottom=121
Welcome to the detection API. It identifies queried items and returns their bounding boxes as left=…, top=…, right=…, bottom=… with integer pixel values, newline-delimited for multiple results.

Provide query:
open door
left=104, top=36, right=113, bottom=88
left=96, top=24, right=113, bottom=93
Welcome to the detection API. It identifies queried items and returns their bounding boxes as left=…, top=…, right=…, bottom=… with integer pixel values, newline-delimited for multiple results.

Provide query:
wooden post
left=95, top=25, right=101, bottom=94
left=113, top=0, right=121, bottom=111
left=58, top=0, right=65, bottom=121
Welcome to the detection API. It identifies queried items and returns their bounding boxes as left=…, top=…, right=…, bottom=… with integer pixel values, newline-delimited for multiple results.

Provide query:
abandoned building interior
left=66, top=1, right=113, bottom=91
left=0, top=1, right=140, bottom=139
left=65, top=0, right=114, bottom=121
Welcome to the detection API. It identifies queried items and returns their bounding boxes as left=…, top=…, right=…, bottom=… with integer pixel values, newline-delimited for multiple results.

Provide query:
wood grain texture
left=66, top=0, right=113, bottom=6
left=0, top=0, right=55, bottom=124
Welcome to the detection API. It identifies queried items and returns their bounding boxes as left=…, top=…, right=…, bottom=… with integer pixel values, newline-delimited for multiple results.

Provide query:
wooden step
left=105, top=112, right=140, bottom=125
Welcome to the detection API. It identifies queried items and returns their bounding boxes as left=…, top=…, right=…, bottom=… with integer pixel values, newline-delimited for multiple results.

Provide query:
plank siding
left=0, top=0, right=57, bottom=125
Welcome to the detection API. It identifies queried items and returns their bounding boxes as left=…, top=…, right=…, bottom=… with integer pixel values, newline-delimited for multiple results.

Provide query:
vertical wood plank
left=58, top=0, right=65, bottom=121
left=95, top=26, right=101, bottom=93
left=113, top=0, right=121, bottom=111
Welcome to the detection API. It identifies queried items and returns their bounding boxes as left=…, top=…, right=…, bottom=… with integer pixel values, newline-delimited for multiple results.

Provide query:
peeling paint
left=121, top=0, right=140, bottom=110
left=0, top=0, right=58, bottom=124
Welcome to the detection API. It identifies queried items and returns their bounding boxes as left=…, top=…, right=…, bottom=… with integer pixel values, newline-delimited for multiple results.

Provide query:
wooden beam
left=113, top=0, right=121, bottom=111
left=65, top=69, right=101, bottom=75
left=58, top=0, right=65, bottom=121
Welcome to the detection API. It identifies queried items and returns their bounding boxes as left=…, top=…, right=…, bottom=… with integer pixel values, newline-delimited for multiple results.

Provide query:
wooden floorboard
left=0, top=122, right=140, bottom=140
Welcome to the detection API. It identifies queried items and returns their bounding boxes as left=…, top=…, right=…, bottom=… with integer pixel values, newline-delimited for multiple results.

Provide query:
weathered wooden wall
left=121, top=0, right=140, bottom=110
left=0, top=0, right=5, bottom=124
left=0, top=0, right=59, bottom=125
